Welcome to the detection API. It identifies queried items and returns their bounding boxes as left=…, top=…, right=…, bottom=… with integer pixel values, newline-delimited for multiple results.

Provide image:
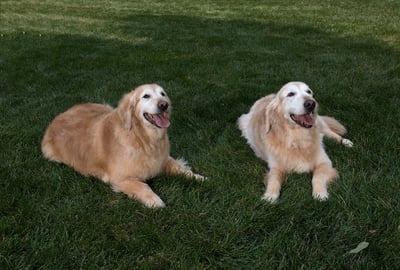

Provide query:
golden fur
left=238, top=82, right=353, bottom=202
left=42, top=84, right=204, bottom=208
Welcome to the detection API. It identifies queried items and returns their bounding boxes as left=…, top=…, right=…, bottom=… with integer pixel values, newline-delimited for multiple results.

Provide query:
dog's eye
left=143, top=94, right=150, bottom=99
left=160, top=92, right=166, bottom=96
left=306, top=90, right=313, bottom=95
left=287, top=92, right=295, bottom=97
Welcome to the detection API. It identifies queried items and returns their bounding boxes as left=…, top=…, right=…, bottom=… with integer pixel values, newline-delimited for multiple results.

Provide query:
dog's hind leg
left=261, top=168, right=285, bottom=203
left=319, top=116, right=353, bottom=147
left=311, top=163, right=338, bottom=201
left=163, top=157, right=205, bottom=181
left=112, top=178, right=165, bottom=208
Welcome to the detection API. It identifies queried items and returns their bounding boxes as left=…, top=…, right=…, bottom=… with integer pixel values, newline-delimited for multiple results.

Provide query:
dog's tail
left=237, top=114, right=248, bottom=132
left=321, top=116, right=347, bottom=135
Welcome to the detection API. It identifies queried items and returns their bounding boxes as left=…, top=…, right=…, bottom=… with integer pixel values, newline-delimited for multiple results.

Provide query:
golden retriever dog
left=42, top=84, right=204, bottom=208
left=238, top=82, right=353, bottom=202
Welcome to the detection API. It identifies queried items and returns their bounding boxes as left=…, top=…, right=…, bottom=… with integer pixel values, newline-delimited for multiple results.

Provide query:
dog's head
left=118, top=84, right=171, bottom=130
left=268, top=82, right=317, bottom=130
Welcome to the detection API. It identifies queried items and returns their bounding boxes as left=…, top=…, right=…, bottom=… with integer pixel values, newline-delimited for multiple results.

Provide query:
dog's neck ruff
left=144, top=113, right=170, bottom=128
left=290, top=113, right=315, bottom=128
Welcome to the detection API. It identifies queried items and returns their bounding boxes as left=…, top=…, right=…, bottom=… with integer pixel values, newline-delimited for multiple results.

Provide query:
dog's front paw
left=143, top=195, right=166, bottom=208
left=312, top=190, right=329, bottom=201
left=341, top=138, right=353, bottom=148
left=261, top=192, right=279, bottom=203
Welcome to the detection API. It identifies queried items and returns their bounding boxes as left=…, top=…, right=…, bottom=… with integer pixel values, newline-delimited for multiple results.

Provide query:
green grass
left=1, top=0, right=400, bottom=268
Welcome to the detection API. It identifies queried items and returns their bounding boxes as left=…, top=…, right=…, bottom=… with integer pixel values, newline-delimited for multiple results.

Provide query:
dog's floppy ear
left=117, top=92, right=135, bottom=130
left=264, top=95, right=278, bottom=133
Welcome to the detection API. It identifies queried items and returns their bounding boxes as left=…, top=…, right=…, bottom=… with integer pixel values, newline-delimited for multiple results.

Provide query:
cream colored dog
left=42, top=84, right=204, bottom=208
left=238, top=82, right=353, bottom=202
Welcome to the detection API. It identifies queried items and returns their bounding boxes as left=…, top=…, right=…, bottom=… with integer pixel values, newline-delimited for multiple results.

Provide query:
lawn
left=1, top=0, right=400, bottom=268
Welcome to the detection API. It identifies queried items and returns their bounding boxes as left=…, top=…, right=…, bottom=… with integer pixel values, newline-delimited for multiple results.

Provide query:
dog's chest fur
left=266, top=127, right=321, bottom=172
left=94, top=113, right=171, bottom=182
left=113, top=131, right=170, bottom=180
left=126, top=137, right=169, bottom=174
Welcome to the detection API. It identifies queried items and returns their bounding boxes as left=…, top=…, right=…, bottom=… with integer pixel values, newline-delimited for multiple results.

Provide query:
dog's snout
left=158, top=101, right=169, bottom=111
left=304, top=100, right=316, bottom=112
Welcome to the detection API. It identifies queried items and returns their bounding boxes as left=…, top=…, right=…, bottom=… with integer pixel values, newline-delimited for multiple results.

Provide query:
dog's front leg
left=311, top=163, right=338, bottom=201
left=262, top=168, right=285, bottom=203
left=163, top=156, right=205, bottom=181
left=111, top=178, right=165, bottom=208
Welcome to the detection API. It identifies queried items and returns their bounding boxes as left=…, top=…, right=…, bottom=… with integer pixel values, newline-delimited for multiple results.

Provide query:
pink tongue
left=302, top=114, right=314, bottom=126
left=154, top=114, right=170, bottom=128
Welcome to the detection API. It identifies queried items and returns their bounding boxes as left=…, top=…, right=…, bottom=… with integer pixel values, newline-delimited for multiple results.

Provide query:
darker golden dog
left=42, top=84, right=204, bottom=208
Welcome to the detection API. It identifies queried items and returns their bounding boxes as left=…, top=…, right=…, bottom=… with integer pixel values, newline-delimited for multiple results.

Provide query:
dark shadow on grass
left=2, top=15, right=399, bottom=138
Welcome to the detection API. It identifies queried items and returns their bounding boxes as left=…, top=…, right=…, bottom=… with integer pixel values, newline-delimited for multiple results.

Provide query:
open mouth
left=143, top=112, right=170, bottom=128
left=290, top=113, right=315, bottom=128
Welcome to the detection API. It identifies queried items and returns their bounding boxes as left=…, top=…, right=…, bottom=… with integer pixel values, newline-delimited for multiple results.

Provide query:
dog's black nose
left=304, top=100, right=316, bottom=112
left=158, top=101, right=169, bottom=111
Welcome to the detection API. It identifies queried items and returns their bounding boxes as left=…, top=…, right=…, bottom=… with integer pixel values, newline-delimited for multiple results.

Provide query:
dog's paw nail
left=145, top=198, right=166, bottom=208
left=261, top=193, right=279, bottom=203
left=313, top=191, right=329, bottom=201
left=342, top=139, right=353, bottom=148
left=193, top=174, right=206, bottom=181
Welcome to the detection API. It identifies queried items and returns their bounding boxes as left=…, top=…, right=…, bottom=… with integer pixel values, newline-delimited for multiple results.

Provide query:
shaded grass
left=1, top=0, right=400, bottom=269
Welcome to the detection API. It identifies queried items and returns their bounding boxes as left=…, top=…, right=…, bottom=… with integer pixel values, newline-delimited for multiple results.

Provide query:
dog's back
left=238, top=94, right=275, bottom=160
left=41, top=103, right=112, bottom=175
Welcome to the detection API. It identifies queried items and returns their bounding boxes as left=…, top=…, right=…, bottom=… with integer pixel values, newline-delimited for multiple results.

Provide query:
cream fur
left=238, top=82, right=353, bottom=202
